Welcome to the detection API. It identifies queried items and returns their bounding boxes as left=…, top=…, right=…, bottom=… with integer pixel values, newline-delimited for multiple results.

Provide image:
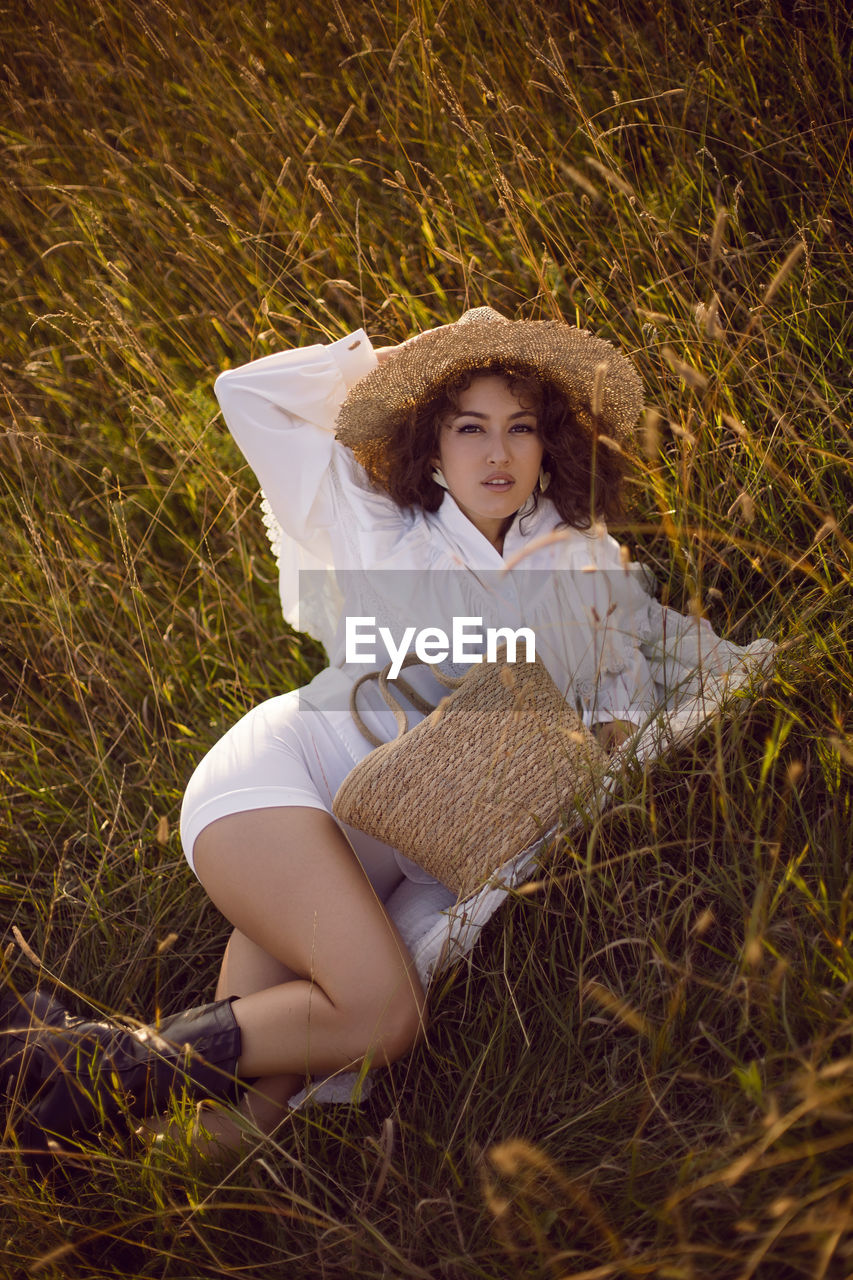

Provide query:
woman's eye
left=454, top=421, right=537, bottom=433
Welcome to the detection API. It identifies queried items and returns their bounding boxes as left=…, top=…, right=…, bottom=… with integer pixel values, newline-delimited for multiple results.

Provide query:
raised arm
left=214, top=330, right=377, bottom=553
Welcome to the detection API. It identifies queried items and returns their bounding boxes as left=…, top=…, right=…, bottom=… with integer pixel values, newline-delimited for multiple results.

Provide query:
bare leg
left=146, top=807, right=419, bottom=1156
left=141, top=930, right=302, bottom=1153
left=211, top=930, right=304, bottom=1143
left=193, top=807, right=424, bottom=1076
left=194, top=806, right=421, bottom=1115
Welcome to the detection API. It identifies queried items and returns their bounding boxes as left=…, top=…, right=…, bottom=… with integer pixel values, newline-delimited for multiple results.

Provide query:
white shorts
left=179, top=690, right=408, bottom=902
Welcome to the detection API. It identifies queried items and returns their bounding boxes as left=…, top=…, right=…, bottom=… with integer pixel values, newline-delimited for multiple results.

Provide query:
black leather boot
left=1, top=986, right=242, bottom=1147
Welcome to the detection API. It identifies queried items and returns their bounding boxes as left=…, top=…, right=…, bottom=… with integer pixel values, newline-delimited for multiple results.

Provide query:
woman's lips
left=483, top=473, right=514, bottom=489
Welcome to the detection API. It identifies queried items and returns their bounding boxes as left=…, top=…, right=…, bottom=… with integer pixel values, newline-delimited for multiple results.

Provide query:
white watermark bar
left=292, top=566, right=654, bottom=717
left=345, top=616, right=536, bottom=677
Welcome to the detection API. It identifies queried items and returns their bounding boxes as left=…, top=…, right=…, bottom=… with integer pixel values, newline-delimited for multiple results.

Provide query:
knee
left=387, top=978, right=429, bottom=1063
left=355, top=972, right=428, bottom=1067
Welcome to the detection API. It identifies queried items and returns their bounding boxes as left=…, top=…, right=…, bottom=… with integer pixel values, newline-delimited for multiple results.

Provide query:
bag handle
left=349, top=654, right=432, bottom=747
left=349, top=652, right=501, bottom=748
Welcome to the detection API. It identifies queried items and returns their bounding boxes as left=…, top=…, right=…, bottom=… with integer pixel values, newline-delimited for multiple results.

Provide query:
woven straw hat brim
left=335, top=307, right=644, bottom=453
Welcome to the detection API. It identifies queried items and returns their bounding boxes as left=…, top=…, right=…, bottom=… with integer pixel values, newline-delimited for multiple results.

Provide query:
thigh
left=194, top=806, right=424, bottom=1014
left=181, top=691, right=403, bottom=902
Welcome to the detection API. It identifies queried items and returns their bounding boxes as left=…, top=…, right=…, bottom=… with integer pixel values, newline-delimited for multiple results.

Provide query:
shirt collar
left=432, top=492, right=562, bottom=568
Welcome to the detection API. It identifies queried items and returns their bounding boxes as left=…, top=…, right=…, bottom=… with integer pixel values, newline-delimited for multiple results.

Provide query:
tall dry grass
left=1, top=0, right=852, bottom=1275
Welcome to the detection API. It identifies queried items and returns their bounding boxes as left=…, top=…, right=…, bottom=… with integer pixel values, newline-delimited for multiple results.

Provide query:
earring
left=538, top=467, right=551, bottom=492
left=432, top=467, right=450, bottom=491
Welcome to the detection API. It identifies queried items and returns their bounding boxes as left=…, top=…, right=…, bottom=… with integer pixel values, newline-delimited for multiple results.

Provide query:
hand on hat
left=373, top=345, right=402, bottom=365
left=373, top=322, right=458, bottom=365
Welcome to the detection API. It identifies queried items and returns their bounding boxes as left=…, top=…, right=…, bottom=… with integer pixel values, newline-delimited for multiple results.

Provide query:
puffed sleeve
left=214, top=329, right=377, bottom=561
left=576, top=529, right=773, bottom=728
left=214, top=331, right=388, bottom=648
left=548, top=527, right=659, bottom=726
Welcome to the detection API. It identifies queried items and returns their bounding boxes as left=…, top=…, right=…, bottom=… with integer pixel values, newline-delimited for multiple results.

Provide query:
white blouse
left=214, top=328, right=772, bottom=766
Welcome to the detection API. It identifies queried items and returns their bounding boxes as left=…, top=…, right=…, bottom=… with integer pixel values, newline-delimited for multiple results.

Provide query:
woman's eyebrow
left=449, top=409, right=537, bottom=420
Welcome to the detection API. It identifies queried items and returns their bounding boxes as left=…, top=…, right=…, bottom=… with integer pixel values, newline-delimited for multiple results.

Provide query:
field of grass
left=1, top=0, right=852, bottom=1275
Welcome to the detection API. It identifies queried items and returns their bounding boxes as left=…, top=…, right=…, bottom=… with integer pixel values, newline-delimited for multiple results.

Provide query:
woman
left=1, top=308, right=771, bottom=1160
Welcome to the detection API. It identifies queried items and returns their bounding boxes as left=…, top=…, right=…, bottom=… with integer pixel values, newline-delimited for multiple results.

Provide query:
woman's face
left=433, top=374, right=544, bottom=549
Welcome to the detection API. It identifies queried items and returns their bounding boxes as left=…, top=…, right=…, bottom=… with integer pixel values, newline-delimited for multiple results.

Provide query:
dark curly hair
left=357, top=360, right=628, bottom=531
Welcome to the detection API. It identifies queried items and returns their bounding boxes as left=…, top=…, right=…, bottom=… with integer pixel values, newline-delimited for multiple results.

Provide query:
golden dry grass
left=1, top=1, right=852, bottom=1275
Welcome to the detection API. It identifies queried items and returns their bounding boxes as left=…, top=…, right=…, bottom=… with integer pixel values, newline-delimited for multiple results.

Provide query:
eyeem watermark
left=346, top=616, right=536, bottom=678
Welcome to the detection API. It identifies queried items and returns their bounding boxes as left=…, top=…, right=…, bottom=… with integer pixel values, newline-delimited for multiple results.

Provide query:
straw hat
left=335, top=306, right=644, bottom=463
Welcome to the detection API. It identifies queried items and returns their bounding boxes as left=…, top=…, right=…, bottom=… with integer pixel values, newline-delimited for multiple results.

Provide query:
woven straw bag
left=332, top=650, right=608, bottom=898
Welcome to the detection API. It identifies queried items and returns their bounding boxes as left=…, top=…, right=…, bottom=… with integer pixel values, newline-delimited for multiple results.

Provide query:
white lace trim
left=259, top=491, right=283, bottom=567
